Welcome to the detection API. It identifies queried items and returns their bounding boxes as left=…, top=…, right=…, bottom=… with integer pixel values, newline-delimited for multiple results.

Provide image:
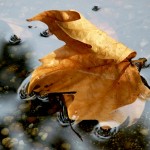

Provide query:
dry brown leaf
left=26, top=10, right=150, bottom=125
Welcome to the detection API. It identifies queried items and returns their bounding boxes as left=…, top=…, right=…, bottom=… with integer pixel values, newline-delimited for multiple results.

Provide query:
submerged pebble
left=19, top=102, right=31, bottom=112
left=140, top=128, right=149, bottom=136
left=2, top=137, right=11, bottom=146
left=1, top=128, right=9, bottom=136
left=3, top=116, right=14, bottom=124
left=31, top=128, right=39, bottom=136
left=61, top=143, right=71, bottom=150
left=2, top=137, right=18, bottom=148
left=41, top=132, right=48, bottom=141
left=9, top=122, right=23, bottom=133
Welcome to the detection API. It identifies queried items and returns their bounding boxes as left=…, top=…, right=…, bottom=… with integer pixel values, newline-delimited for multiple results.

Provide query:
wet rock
left=2, top=137, right=18, bottom=149
left=3, top=116, right=14, bottom=124
left=93, top=125, right=119, bottom=140
left=41, top=132, right=48, bottom=141
left=9, top=34, right=21, bottom=45
left=140, top=128, right=149, bottom=136
left=61, top=143, right=71, bottom=150
left=28, top=25, right=32, bottom=28
left=1, top=128, right=9, bottom=136
left=31, top=128, right=39, bottom=136
left=40, top=29, right=51, bottom=37
left=92, top=6, right=101, bottom=11
left=28, top=123, right=34, bottom=129
left=2, top=137, right=11, bottom=146
left=9, top=122, right=23, bottom=133
left=19, top=102, right=31, bottom=112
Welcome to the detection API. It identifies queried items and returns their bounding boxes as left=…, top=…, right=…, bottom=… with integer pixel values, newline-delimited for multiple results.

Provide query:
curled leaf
left=27, top=10, right=150, bottom=126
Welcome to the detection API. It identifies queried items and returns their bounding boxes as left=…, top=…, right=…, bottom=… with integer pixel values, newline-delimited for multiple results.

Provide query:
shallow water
left=0, top=0, right=150, bottom=149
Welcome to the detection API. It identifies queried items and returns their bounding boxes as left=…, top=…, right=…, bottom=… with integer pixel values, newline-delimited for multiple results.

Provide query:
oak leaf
left=26, top=10, right=150, bottom=126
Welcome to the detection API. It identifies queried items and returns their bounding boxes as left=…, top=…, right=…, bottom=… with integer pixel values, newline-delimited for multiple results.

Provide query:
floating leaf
left=26, top=10, right=150, bottom=126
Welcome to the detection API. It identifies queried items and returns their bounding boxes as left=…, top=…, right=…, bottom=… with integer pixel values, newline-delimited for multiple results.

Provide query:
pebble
left=28, top=123, right=34, bottom=128
left=21, top=114, right=27, bottom=120
left=31, top=128, right=39, bottom=136
left=3, top=116, right=14, bottom=124
left=9, top=122, right=23, bottom=133
left=92, top=6, right=101, bottom=11
left=19, top=103, right=31, bottom=112
left=2, top=137, right=11, bottom=146
left=41, top=133, right=48, bottom=141
left=1, top=128, right=9, bottom=136
left=40, top=29, right=51, bottom=37
left=2, top=137, right=18, bottom=148
left=38, top=131, right=44, bottom=136
left=140, top=128, right=149, bottom=136
left=9, top=34, right=21, bottom=45
left=61, top=143, right=71, bottom=150
left=28, top=25, right=32, bottom=28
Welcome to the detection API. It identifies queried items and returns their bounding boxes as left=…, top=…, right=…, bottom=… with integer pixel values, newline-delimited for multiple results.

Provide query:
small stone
left=10, top=138, right=18, bottom=145
left=19, top=103, right=31, bottom=112
left=7, top=138, right=18, bottom=149
left=10, top=77, right=16, bottom=83
left=28, top=123, right=34, bottom=128
left=38, top=131, right=44, bottom=136
left=92, top=6, right=101, bottom=11
left=61, top=143, right=71, bottom=150
left=140, top=128, right=149, bottom=136
left=2, top=137, right=11, bottom=146
left=21, top=114, right=27, bottom=120
left=9, top=34, right=21, bottom=45
left=40, top=29, right=51, bottom=37
left=9, top=122, right=23, bottom=133
left=31, top=128, right=39, bottom=136
left=3, top=116, right=14, bottom=124
left=41, top=133, right=48, bottom=141
left=1, top=128, right=9, bottom=136
left=28, top=25, right=32, bottom=28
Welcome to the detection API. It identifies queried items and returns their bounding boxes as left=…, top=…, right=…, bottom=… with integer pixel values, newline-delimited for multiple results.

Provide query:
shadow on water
left=0, top=42, right=32, bottom=93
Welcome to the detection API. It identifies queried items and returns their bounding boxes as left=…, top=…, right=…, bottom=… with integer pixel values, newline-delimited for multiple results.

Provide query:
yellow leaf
left=27, top=10, right=150, bottom=125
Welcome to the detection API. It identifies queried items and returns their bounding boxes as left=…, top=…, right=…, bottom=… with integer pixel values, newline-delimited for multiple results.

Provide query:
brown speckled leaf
left=27, top=10, right=150, bottom=124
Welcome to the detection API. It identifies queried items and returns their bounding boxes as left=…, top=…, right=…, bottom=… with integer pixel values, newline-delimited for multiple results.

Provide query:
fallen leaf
left=26, top=10, right=150, bottom=125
